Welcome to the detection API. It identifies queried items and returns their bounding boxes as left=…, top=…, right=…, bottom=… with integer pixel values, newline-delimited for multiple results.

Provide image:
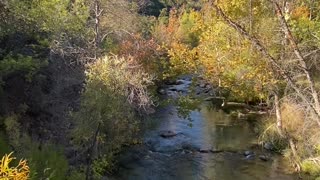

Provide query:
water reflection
left=111, top=104, right=298, bottom=180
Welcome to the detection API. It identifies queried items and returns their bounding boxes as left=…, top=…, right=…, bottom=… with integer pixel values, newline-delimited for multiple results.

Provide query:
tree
left=209, top=0, right=320, bottom=170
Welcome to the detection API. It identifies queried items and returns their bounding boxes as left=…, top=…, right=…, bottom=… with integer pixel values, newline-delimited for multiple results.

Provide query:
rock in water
left=199, top=148, right=211, bottom=153
left=210, top=149, right=223, bottom=153
left=259, top=155, right=269, bottom=161
left=159, top=130, right=177, bottom=138
left=244, top=150, right=254, bottom=156
left=175, top=80, right=185, bottom=85
left=158, top=89, right=166, bottom=95
left=245, top=154, right=255, bottom=160
left=199, top=82, right=208, bottom=88
left=264, top=142, right=274, bottom=151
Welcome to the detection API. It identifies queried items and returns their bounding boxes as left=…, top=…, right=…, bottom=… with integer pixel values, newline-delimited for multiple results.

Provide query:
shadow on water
left=110, top=79, right=300, bottom=180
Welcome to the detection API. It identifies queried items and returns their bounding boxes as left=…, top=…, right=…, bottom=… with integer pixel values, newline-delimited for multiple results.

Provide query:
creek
left=110, top=78, right=299, bottom=180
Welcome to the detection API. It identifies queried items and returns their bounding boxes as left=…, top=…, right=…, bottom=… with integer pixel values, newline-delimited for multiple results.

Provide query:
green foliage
left=174, top=95, right=200, bottom=121
left=92, top=154, right=115, bottom=179
left=177, top=10, right=201, bottom=47
left=26, top=144, right=68, bottom=180
left=6, top=0, right=88, bottom=37
left=0, top=54, right=45, bottom=83
left=138, top=0, right=165, bottom=17
left=302, top=160, right=320, bottom=176
left=67, top=169, right=86, bottom=180
left=289, top=10, right=320, bottom=47
left=0, top=133, right=11, bottom=157
left=4, top=114, right=22, bottom=149
left=2, top=113, right=68, bottom=180
left=159, top=0, right=202, bottom=9
left=72, top=56, right=153, bottom=175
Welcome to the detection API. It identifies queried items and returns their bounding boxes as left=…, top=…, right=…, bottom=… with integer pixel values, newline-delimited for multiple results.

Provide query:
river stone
left=159, top=130, right=177, bottom=138
left=199, top=83, right=207, bottom=88
left=199, top=148, right=211, bottom=153
left=178, top=89, right=186, bottom=93
left=210, top=149, right=223, bottom=153
left=168, top=87, right=177, bottom=91
left=147, top=133, right=192, bottom=153
left=264, top=142, right=274, bottom=151
left=158, top=89, right=166, bottom=95
left=175, top=80, right=185, bottom=85
left=259, top=155, right=269, bottom=161
left=181, top=144, right=198, bottom=152
left=204, top=88, right=211, bottom=94
left=165, top=79, right=176, bottom=85
left=245, top=154, right=255, bottom=160
left=244, top=150, right=254, bottom=156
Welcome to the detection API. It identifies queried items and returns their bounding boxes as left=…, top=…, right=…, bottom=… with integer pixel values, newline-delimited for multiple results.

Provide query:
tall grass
left=259, top=99, right=320, bottom=177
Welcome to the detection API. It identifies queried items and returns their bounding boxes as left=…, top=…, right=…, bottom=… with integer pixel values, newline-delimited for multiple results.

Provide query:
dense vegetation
left=1, top=0, right=320, bottom=179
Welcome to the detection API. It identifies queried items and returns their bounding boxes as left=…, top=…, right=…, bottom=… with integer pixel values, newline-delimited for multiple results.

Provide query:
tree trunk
left=274, top=92, right=284, bottom=136
left=93, top=0, right=103, bottom=60
left=289, top=138, right=301, bottom=171
left=86, top=123, right=101, bottom=180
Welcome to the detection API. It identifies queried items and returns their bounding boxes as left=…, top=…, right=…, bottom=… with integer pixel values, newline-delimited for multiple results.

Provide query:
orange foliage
left=118, top=34, right=165, bottom=75
left=291, top=6, right=310, bottom=19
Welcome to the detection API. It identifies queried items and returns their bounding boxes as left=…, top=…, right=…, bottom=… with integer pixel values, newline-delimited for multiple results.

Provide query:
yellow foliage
left=195, top=15, right=276, bottom=100
left=0, top=152, right=29, bottom=180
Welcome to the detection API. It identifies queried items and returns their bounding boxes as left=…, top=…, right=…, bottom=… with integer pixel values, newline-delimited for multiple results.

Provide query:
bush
left=302, top=160, right=320, bottom=176
left=72, top=55, right=154, bottom=176
left=26, top=143, right=69, bottom=180
left=0, top=133, right=11, bottom=157
left=2, top=112, right=69, bottom=180
left=0, top=54, right=46, bottom=85
left=67, top=169, right=85, bottom=180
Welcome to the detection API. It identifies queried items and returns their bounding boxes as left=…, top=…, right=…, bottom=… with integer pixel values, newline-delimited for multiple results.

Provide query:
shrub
left=302, top=159, right=320, bottom=176
left=0, top=54, right=45, bottom=83
left=27, top=143, right=69, bottom=180
left=72, top=55, right=154, bottom=176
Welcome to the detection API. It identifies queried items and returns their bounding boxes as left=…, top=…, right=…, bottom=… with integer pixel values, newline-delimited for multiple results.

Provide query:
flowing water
left=110, top=79, right=300, bottom=180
